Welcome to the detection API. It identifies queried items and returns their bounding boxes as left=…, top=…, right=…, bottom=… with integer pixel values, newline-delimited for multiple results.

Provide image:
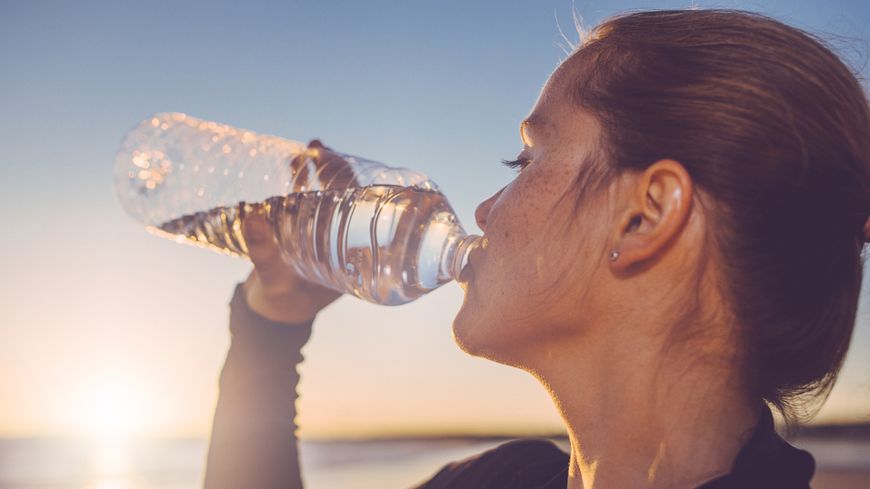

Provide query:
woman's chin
left=451, top=304, right=474, bottom=351
left=451, top=307, right=505, bottom=363
left=451, top=300, right=488, bottom=357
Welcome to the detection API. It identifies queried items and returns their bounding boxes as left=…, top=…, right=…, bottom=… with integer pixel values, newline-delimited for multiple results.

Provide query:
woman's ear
left=609, top=159, right=693, bottom=272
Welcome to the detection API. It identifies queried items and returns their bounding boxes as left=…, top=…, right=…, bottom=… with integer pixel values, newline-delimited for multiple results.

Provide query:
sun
left=75, top=374, right=145, bottom=440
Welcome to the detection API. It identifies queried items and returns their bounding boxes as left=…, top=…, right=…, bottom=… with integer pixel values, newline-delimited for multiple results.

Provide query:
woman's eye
left=501, top=157, right=532, bottom=173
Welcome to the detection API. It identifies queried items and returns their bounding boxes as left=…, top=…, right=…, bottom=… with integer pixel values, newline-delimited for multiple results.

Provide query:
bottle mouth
left=450, top=234, right=483, bottom=282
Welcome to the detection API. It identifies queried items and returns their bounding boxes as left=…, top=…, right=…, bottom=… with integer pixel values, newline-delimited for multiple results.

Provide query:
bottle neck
left=445, top=234, right=483, bottom=283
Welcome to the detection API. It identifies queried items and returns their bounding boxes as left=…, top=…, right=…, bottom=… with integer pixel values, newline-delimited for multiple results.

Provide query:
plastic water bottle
left=114, top=113, right=482, bottom=305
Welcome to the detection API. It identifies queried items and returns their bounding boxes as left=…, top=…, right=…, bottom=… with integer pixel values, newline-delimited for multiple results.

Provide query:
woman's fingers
left=241, top=205, right=282, bottom=268
left=241, top=205, right=300, bottom=294
left=315, top=149, right=359, bottom=188
left=288, top=139, right=360, bottom=192
left=238, top=193, right=342, bottom=323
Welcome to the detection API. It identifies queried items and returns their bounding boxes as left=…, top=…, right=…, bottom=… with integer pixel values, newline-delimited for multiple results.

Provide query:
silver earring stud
left=608, top=250, right=620, bottom=262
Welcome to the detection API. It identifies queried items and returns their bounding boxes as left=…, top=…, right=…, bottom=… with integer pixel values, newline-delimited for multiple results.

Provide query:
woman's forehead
left=526, top=82, right=566, bottom=136
left=534, top=54, right=585, bottom=110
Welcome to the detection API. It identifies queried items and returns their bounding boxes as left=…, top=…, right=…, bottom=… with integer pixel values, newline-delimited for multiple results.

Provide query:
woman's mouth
left=458, top=262, right=474, bottom=283
left=457, top=237, right=486, bottom=284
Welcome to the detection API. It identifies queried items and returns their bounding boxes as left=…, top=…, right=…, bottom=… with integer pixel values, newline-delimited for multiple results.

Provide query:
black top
left=414, top=408, right=816, bottom=489
left=203, top=285, right=815, bottom=489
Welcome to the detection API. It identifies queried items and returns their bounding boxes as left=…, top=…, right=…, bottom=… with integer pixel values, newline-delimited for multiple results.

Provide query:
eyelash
left=501, top=157, right=532, bottom=173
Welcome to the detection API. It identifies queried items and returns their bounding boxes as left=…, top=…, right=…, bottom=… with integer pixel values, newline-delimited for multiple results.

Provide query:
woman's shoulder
left=412, top=438, right=568, bottom=489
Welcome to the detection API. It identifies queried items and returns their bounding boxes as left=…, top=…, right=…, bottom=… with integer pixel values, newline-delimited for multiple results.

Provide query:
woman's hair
left=568, top=9, right=870, bottom=424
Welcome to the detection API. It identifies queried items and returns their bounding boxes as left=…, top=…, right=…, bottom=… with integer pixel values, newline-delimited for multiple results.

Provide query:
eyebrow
left=520, top=116, right=544, bottom=146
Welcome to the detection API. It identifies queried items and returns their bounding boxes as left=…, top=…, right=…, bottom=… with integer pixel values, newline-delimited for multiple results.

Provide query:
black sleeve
left=203, top=283, right=313, bottom=489
left=412, top=439, right=569, bottom=489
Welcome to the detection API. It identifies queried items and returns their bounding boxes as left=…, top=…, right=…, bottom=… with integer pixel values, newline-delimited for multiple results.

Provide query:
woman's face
left=453, top=61, right=620, bottom=365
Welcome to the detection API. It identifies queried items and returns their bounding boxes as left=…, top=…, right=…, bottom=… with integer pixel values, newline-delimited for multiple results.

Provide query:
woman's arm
left=203, top=283, right=312, bottom=489
left=204, top=207, right=340, bottom=489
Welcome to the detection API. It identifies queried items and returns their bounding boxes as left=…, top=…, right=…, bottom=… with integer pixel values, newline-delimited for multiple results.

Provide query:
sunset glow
left=74, top=376, right=146, bottom=440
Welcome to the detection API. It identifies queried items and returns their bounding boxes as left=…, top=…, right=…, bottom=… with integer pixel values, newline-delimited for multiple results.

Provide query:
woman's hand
left=240, top=204, right=341, bottom=325
left=240, top=139, right=355, bottom=324
left=241, top=208, right=341, bottom=323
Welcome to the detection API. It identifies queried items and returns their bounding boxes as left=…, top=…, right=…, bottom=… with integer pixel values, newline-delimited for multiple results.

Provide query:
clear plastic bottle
left=114, top=113, right=482, bottom=305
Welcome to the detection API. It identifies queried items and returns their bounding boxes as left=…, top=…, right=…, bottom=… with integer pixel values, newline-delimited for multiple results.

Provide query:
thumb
left=241, top=206, right=283, bottom=269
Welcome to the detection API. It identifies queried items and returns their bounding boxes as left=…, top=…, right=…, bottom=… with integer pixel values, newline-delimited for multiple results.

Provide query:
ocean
left=1, top=436, right=868, bottom=489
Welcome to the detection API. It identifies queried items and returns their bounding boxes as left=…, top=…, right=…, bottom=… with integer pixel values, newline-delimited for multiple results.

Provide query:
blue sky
left=1, top=0, right=869, bottom=437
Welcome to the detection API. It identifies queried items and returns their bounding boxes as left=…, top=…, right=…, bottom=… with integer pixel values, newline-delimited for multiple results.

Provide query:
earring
left=608, top=250, right=620, bottom=262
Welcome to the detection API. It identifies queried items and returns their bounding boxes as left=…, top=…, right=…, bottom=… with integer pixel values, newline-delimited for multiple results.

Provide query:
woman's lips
left=458, top=240, right=484, bottom=284
left=458, top=262, right=474, bottom=283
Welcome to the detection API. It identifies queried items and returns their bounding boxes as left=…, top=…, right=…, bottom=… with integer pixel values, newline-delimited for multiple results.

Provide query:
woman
left=202, top=9, right=870, bottom=489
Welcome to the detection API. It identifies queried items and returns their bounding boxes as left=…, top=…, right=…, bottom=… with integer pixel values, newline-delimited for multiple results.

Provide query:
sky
left=1, top=0, right=870, bottom=440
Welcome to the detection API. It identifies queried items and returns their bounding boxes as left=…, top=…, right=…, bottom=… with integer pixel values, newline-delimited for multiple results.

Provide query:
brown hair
left=569, top=10, right=870, bottom=424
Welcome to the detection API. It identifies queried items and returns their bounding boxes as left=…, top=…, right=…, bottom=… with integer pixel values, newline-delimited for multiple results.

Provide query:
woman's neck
left=528, top=326, right=761, bottom=489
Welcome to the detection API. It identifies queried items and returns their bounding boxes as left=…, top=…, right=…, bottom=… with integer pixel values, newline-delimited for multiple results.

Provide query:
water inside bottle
left=153, top=184, right=469, bottom=305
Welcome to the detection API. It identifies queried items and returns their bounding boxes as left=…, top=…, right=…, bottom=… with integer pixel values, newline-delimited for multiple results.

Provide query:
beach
left=1, top=435, right=868, bottom=489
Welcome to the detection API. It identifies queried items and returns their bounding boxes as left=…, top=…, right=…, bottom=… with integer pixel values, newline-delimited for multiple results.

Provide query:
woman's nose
left=475, top=188, right=504, bottom=232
